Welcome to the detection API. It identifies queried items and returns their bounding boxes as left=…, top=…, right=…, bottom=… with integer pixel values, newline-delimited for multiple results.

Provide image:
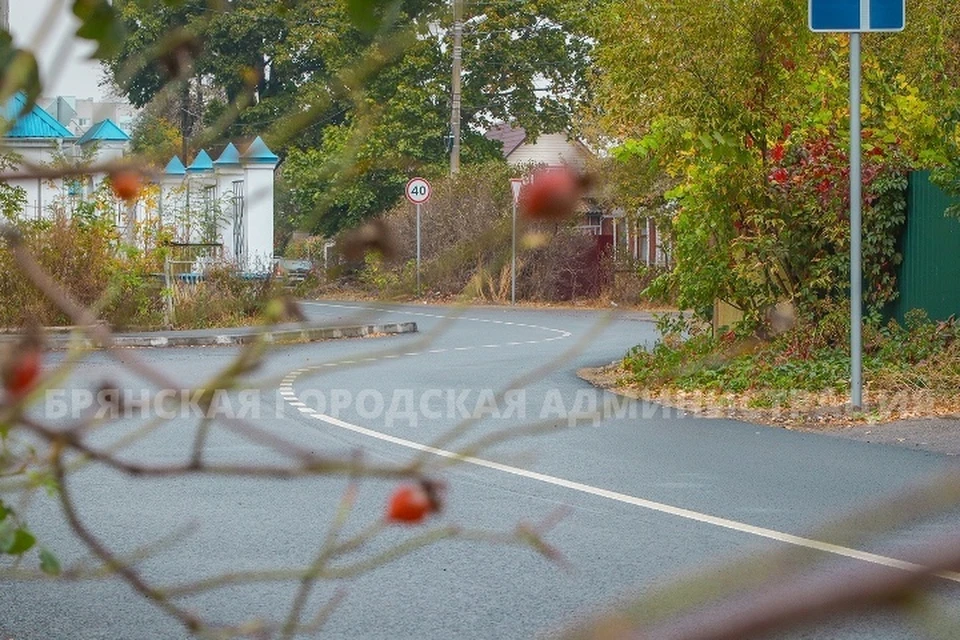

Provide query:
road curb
left=8, top=322, right=418, bottom=350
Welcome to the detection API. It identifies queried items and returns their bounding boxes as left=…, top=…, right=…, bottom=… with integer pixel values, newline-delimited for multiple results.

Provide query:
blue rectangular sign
left=809, top=0, right=905, bottom=32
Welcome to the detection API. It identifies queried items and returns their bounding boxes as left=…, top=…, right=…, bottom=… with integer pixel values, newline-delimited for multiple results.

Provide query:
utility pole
left=180, top=82, right=190, bottom=164
left=1, top=0, right=9, bottom=32
left=449, top=0, right=463, bottom=175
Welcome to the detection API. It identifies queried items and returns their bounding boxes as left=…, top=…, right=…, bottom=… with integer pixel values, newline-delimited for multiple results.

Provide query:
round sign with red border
left=405, top=177, right=431, bottom=204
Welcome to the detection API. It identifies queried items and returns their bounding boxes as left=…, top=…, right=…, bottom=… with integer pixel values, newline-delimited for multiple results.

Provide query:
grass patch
left=620, top=307, right=960, bottom=425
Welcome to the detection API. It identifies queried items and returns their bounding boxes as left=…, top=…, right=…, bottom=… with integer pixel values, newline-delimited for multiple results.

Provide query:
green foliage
left=0, top=32, right=41, bottom=115
left=624, top=306, right=960, bottom=396
left=104, top=0, right=593, bottom=237
left=0, top=499, right=57, bottom=576
left=593, top=0, right=960, bottom=327
left=72, top=0, right=126, bottom=57
left=129, top=113, right=182, bottom=161
left=623, top=313, right=715, bottom=387
left=0, top=152, right=28, bottom=222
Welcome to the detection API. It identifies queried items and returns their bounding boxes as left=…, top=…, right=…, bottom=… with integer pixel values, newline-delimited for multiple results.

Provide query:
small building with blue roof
left=3, top=92, right=280, bottom=270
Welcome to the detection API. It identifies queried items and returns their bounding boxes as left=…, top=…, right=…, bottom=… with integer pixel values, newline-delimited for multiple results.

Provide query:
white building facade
left=1, top=93, right=278, bottom=272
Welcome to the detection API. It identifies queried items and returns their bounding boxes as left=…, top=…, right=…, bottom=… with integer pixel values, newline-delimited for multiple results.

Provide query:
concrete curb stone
left=0, top=322, right=418, bottom=350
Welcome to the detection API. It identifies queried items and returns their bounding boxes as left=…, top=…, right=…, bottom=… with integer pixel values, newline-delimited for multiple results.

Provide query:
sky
left=9, top=0, right=107, bottom=100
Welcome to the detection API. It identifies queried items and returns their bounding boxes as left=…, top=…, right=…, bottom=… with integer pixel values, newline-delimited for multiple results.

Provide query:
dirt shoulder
left=310, top=290, right=676, bottom=313
left=579, top=363, right=960, bottom=456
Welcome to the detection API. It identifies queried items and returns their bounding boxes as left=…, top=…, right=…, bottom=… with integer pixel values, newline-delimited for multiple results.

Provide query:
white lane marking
left=292, top=407, right=960, bottom=584
left=286, top=303, right=960, bottom=581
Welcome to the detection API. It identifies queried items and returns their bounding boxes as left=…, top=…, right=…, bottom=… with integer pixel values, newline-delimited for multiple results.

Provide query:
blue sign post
left=809, top=0, right=904, bottom=410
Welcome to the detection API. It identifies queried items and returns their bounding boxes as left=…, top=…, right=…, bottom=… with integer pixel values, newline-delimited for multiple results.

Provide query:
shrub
left=624, top=304, right=960, bottom=397
left=0, top=217, right=118, bottom=327
left=0, top=219, right=282, bottom=330
left=338, top=161, right=624, bottom=303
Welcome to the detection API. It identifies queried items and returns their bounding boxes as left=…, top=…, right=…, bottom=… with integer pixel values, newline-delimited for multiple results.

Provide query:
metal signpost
left=510, top=178, right=523, bottom=305
left=405, top=177, right=432, bottom=296
left=808, top=0, right=904, bottom=409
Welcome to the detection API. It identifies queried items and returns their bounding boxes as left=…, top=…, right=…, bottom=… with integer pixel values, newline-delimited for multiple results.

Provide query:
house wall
left=5, top=141, right=65, bottom=219
left=216, top=167, right=244, bottom=262
left=243, top=164, right=275, bottom=272
left=506, top=133, right=590, bottom=169
left=3, top=143, right=275, bottom=271
left=623, top=217, right=669, bottom=267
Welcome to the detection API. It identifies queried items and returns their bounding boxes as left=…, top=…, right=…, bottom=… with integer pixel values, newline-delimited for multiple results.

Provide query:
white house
left=484, top=123, right=592, bottom=170
left=1, top=93, right=278, bottom=272
left=484, top=123, right=669, bottom=266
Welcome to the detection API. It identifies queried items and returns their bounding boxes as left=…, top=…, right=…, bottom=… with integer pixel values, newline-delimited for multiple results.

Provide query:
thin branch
left=18, top=415, right=419, bottom=481
left=631, top=534, right=960, bottom=640
left=51, top=454, right=206, bottom=635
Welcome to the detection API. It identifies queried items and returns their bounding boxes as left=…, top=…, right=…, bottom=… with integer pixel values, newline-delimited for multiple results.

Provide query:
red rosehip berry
left=387, top=480, right=443, bottom=524
left=3, top=347, right=41, bottom=399
left=519, top=168, right=589, bottom=221
left=110, top=170, right=143, bottom=203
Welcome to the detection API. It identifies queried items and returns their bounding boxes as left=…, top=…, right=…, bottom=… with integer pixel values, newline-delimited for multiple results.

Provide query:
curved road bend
left=5, top=301, right=959, bottom=639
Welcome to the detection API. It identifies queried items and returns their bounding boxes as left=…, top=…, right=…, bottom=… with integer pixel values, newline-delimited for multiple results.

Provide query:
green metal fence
left=890, top=171, right=960, bottom=323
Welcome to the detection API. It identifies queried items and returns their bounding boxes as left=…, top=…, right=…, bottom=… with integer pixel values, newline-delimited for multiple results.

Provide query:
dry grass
left=580, top=362, right=960, bottom=428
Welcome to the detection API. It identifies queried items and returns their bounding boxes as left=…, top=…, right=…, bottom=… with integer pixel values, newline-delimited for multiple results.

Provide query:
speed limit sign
left=405, top=177, right=431, bottom=204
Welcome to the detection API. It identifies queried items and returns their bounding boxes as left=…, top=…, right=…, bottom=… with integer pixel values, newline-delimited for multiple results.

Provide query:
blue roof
left=213, top=142, right=241, bottom=167
left=76, top=119, right=130, bottom=145
left=187, top=149, right=214, bottom=172
left=2, top=92, right=74, bottom=139
left=243, top=136, right=279, bottom=164
left=164, top=156, right=186, bottom=175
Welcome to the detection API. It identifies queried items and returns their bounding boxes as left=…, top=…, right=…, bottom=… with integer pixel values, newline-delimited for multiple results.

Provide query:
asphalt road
left=4, top=301, right=960, bottom=639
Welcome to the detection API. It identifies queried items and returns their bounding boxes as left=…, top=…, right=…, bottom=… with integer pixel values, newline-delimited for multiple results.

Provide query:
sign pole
left=416, top=202, right=422, bottom=297
left=509, top=178, right=523, bottom=305
left=850, top=32, right=863, bottom=410
left=810, top=0, right=904, bottom=412
left=405, top=177, right=431, bottom=298
left=511, top=197, right=517, bottom=305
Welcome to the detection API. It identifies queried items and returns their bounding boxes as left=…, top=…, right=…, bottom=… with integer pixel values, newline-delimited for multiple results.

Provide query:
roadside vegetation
left=0, top=214, right=290, bottom=330
left=5, top=0, right=960, bottom=638
left=617, top=308, right=960, bottom=425
left=586, top=0, right=960, bottom=422
left=310, top=161, right=665, bottom=306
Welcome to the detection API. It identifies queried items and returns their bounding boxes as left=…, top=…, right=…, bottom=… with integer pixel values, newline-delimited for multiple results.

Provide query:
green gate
left=890, top=171, right=960, bottom=323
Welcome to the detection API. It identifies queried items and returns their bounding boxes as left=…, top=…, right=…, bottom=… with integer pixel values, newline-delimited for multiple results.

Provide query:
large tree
left=103, top=0, right=595, bottom=236
left=590, top=0, right=960, bottom=323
